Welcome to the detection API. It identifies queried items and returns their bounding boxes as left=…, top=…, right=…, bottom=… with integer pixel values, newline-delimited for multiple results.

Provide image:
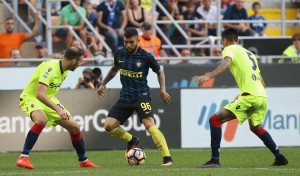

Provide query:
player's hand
left=160, top=90, right=171, bottom=104
left=97, top=85, right=105, bottom=99
left=195, top=75, right=210, bottom=87
left=57, top=109, right=70, bottom=120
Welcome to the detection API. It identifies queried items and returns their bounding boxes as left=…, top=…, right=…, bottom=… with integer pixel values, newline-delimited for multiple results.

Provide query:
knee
left=68, top=125, right=80, bottom=135
left=142, top=118, right=155, bottom=129
left=209, top=114, right=222, bottom=128
left=35, top=118, right=48, bottom=126
left=250, top=126, right=265, bottom=136
left=104, top=123, right=115, bottom=132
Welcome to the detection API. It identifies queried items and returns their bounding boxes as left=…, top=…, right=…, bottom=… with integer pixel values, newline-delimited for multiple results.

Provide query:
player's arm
left=205, top=56, right=231, bottom=79
left=36, top=83, right=70, bottom=120
left=156, top=69, right=171, bottom=104
left=195, top=56, right=232, bottom=86
left=101, top=64, right=119, bottom=86
left=97, top=64, right=119, bottom=98
left=25, top=12, right=40, bottom=40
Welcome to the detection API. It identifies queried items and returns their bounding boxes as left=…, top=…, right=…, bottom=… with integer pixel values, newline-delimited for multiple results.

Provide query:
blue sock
left=210, top=127, right=221, bottom=160
left=258, top=131, right=281, bottom=157
left=22, top=123, right=44, bottom=155
left=22, top=131, right=39, bottom=155
left=70, top=132, right=87, bottom=161
left=209, top=114, right=222, bottom=161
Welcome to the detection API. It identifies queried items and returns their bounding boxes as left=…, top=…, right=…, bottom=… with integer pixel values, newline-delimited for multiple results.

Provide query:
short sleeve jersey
left=0, top=33, right=26, bottom=59
left=114, top=47, right=160, bottom=103
left=20, top=60, right=69, bottom=99
left=96, top=1, right=125, bottom=29
left=138, top=35, right=162, bottom=57
left=222, top=45, right=266, bottom=97
left=223, top=4, right=248, bottom=25
left=60, top=4, right=86, bottom=26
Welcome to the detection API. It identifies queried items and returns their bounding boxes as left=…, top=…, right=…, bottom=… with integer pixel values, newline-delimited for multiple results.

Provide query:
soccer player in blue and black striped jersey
left=97, top=27, right=173, bottom=166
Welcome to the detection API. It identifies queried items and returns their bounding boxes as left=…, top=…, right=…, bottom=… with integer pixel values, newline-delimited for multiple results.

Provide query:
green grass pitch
left=1, top=147, right=299, bottom=176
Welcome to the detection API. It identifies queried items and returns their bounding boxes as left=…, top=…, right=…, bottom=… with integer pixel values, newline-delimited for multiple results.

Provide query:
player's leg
left=136, top=97, right=173, bottom=165
left=47, top=98, right=98, bottom=168
left=248, top=122, right=288, bottom=166
left=248, top=97, right=288, bottom=166
left=141, top=117, right=173, bottom=165
left=56, top=118, right=99, bottom=168
left=17, top=99, right=47, bottom=169
left=199, top=95, right=248, bottom=168
left=198, top=109, right=236, bottom=168
left=104, top=100, right=137, bottom=150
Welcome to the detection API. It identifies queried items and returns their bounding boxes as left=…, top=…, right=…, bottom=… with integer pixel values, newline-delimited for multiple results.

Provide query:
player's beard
left=127, top=44, right=138, bottom=55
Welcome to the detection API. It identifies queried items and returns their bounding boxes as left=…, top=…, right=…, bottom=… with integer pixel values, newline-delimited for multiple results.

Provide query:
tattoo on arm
left=209, top=56, right=231, bottom=78
left=102, top=65, right=119, bottom=86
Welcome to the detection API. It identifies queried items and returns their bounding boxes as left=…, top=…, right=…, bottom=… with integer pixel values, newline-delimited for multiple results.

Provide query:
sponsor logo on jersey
left=120, top=69, right=142, bottom=78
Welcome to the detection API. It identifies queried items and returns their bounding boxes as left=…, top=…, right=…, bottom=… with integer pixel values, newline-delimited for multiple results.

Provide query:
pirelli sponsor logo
left=120, top=69, right=142, bottom=78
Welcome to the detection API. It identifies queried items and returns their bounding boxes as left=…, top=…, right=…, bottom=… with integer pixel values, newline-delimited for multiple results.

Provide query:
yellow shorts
left=19, top=96, right=69, bottom=127
left=224, top=94, right=267, bottom=126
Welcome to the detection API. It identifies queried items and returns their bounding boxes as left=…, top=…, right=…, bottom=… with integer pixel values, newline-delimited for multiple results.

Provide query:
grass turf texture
left=1, top=147, right=299, bottom=176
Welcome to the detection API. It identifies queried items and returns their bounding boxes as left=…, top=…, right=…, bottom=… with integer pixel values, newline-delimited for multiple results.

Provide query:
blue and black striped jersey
left=114, top=47, right=160, bottom=103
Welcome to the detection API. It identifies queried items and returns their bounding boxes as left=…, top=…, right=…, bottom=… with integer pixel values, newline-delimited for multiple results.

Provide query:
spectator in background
left=10, top=48, right=22, bottom=66
left=157, top=0, right=184, bottom=46
left=183, top=2, right=207, bottom=43
left=171, top=1, right=207, bottom=44
left=88, top=0, right=104, bottom=9
left=126, top=0, right=149, bottom=29
left=206, top=46, right=222, bottom=64
left=71, top=39, right=92, bottom=59
left=223, top=0, right=255, bottom=36
left=0, top=14, right=39, bottom=66
left=75, top=67, right=97, bottom=89
left=35, top=43, right=47, bottom=58
left=138, top=23, right=168, bottom=64
left=83, top=2, right=104, bottom=56
left=55, top=0, right=87, bottom=48
left=97, top=0, right=127, bottom=52
left=10, top=48, right=32, bottom=67
left=249, top=2, right=267, bottom=37
left=221, top=0, right=235, bottom=15
left=35, top=0, right=61, bottom=42
left=177, top=48, right=193, bottom=65
left=141, top=0, right=153, bottom=11
left=197, top=0, right=218, bottom=36
left=92, top=67, right=102, bottom=88
left=279, top=33, right=300, bottom=63
left=10, top=48, right=22, bottom=59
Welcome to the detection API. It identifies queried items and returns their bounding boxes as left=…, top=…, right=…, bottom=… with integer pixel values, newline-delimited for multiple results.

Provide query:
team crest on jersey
left=31, top=104, right=34, bottom=108
left=136, top=60, right=142, bottom=68
left=48, top=68, right=52, bottom=72
left=44, top=72, right=49, bottom=78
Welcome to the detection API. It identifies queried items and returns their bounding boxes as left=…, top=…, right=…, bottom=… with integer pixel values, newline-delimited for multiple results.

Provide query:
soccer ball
left=126, top=148, right=146, bottom=166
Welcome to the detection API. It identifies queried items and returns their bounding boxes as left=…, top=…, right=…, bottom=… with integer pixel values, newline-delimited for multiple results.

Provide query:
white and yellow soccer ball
left=126, top=148, right=146, bottom=166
